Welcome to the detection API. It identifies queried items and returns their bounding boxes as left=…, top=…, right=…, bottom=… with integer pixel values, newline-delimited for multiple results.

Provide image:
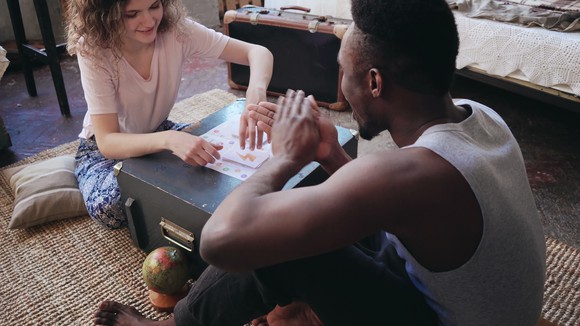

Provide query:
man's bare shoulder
left=336, top=146, right=453, bottom=183
left=324, top=146, right=472, bottom=231
left=355, top=147, right=483, bottom=271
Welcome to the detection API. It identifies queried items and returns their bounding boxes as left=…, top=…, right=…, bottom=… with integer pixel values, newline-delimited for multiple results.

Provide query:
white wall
left=0, top=0, right=221, bottom=44
left=264, top=0, right=352, bottom=19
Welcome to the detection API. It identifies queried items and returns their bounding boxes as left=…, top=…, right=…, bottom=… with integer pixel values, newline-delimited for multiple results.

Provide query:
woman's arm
left=91, top=114, right=222, bottom=165
left=219, top=38, right=273, bottom=150
left=77, top=35, right=223, bottom=165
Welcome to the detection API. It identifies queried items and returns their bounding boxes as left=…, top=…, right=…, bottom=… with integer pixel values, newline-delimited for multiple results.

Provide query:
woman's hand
left=239, top=84, right=268, bottom=151
left=167, top=131, right=223, bottom=166
left=247, top=101, right=277, bottom=142
left=218, top=39, right=272, bottom=151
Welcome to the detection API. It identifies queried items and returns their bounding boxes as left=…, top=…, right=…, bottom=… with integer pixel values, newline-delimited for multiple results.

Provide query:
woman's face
left=121, top=0, right=164, bottom=48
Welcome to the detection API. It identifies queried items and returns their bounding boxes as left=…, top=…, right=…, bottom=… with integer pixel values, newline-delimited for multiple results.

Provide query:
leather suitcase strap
left=224, top=6, right=350, bottom=36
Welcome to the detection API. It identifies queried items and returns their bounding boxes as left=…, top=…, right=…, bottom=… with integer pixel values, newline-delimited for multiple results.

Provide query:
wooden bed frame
left=456, top=66, right=580, bottom=113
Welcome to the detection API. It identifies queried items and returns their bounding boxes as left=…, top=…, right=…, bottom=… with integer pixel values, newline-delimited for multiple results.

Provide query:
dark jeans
left=173, top=232, right=438, bottom=325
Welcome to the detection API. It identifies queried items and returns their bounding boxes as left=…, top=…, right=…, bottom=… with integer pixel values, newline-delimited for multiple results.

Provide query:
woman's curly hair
left=66, top=0, right=189, bottom=60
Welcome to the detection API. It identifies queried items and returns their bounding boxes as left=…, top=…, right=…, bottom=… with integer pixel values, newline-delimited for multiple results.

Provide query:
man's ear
left=368, top=68, right=382, bottom=98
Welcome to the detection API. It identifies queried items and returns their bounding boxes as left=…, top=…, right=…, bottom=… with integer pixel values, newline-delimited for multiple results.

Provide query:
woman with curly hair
left=66, top=0, right=273, bottom=229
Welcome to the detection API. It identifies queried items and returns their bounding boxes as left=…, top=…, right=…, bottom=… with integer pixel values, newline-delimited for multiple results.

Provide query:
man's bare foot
left=94, top=300, right=175, bottom=326
left=250, top=302, right=323, bottom=326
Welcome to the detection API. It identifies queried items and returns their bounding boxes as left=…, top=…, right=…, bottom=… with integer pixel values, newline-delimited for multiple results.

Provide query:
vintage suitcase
left=115, top=99, right=358, bottom=278
left=224, top=6, right=352, bottom=111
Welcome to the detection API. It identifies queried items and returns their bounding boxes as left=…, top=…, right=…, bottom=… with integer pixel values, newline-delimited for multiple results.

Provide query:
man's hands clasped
left=249, top=89, right=339, bottom=165
left=270, top=90, right=320, bottom=166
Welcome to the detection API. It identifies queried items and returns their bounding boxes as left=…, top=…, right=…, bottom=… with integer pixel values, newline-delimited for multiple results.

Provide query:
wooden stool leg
left=33, top=0, right=71, bottom=117
left=6, top=0, right=38, bottom=97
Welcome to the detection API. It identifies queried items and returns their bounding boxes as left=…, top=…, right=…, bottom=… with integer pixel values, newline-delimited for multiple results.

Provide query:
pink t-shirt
left=77, top=20, right=229, bottom=139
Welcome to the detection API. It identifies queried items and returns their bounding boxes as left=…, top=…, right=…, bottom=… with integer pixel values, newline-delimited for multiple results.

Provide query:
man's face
left=339, top=25, right=381, bottom=140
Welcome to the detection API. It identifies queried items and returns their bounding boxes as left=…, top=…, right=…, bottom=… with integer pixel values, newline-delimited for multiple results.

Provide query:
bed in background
left=451, top=0, right=580, bottom=112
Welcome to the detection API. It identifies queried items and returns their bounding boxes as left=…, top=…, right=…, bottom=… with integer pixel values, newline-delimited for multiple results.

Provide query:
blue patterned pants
left=74, top=120, right=189, bottom=229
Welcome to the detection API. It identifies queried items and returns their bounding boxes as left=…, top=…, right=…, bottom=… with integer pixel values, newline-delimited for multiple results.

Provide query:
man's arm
left=200, top=90, right=318, bottom=270
left=199, top=145, right=413, bottom=272
left=200, top=90, right=369, bottom=271
left=199, top=90, right=417, bottom=273
left=201, top=88, right=485, bottom=273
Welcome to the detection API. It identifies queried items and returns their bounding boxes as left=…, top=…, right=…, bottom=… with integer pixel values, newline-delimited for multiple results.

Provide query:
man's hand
left=248, top=92, right=339, bottom=164
left=270, top=90, right=319, bottom=165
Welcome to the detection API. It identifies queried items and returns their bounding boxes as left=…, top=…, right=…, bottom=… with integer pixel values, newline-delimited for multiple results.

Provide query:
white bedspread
left=455, top=11, right=580, bottom=96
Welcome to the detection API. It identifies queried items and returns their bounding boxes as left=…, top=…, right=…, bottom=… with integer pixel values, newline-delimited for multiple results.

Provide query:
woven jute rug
left=0, top=88, right=578, bottom=325
left=0, top=89, right=237, bottom=325
left=542, top=238, right=580, bottom=325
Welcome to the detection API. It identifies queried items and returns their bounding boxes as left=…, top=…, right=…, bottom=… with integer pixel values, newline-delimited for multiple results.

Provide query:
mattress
left=454, top=11, right=580, bottom=97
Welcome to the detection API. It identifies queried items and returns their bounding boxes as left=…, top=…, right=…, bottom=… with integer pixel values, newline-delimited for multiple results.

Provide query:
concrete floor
left=0, top=50, right=579, bottom=250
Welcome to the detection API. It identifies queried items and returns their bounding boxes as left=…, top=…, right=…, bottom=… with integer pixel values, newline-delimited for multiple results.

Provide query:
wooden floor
left=1, top=52, right=579, bottom=250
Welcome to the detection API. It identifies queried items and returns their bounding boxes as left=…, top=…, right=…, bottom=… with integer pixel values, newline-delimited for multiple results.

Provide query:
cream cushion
left=3, top=156, right=87, bottom=229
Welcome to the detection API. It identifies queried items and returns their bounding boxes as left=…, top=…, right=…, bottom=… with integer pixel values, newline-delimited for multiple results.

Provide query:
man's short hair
left=350, top=0, right=459, bottom=95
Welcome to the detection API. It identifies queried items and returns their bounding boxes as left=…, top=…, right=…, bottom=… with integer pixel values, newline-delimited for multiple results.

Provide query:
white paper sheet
left=200, top=115, right=272, bottom=180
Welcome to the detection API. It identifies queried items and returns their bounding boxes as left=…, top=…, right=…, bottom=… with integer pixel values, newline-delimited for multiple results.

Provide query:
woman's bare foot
left=94, top=300, right=175, bottom=326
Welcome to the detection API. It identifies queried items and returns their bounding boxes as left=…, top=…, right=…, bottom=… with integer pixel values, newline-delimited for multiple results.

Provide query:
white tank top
left=387, top=99, right=546, bottom=325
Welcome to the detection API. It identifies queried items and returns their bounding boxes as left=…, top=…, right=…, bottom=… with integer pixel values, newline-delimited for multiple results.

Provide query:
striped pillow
left=3, top=156, right=87, bottom=229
